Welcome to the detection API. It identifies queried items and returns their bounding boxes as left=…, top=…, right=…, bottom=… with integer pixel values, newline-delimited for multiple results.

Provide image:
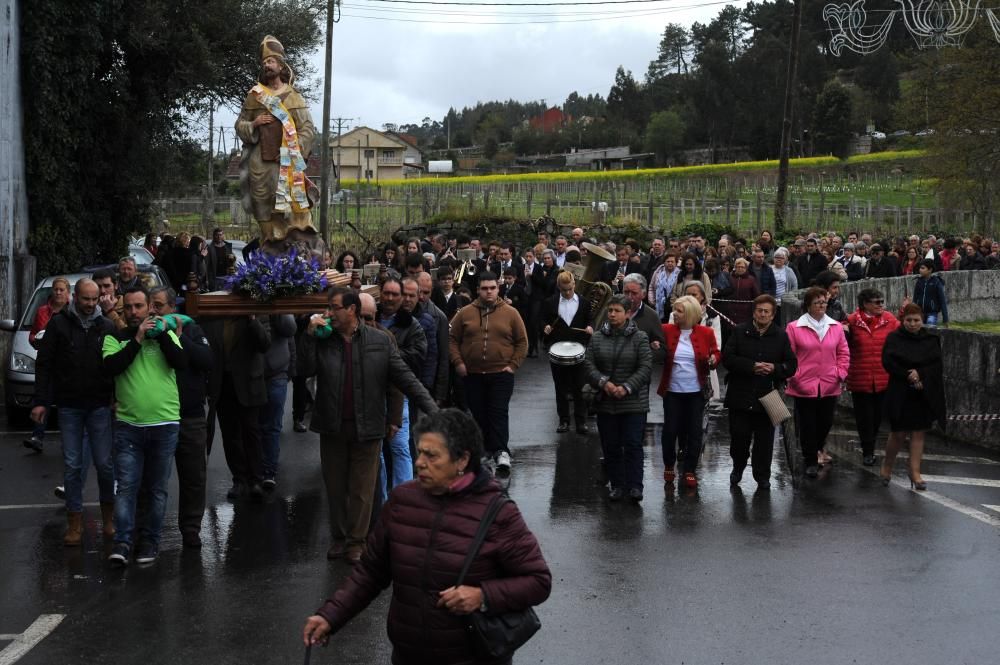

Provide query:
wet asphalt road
left=2, top=357, right=1000, bottom=665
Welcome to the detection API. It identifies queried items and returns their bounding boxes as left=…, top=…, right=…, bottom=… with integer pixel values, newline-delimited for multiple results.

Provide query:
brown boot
left=100, top=502, right=115, bottom=538
left=64, top=511, right=83, bottom=546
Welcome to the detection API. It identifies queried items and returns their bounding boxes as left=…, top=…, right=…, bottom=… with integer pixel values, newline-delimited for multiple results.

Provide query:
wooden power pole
left=775, top=0, right=802, bottom=234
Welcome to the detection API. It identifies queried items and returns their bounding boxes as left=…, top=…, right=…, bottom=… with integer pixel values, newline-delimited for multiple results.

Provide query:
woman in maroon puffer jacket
left=303, top=408, right=551, bottom=665
left=846, top=288, right=899, bottom=467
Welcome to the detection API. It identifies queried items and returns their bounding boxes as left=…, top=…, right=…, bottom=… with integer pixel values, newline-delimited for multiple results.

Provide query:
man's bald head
left=359, top=293, right=377, bottom=322
left=74, top=278, right=100, bottom=317
left=417, top=272, right=433, bottom=303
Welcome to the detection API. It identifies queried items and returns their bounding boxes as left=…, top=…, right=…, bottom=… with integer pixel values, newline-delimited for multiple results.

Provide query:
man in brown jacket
left=449, top=271, right=528, bottom=477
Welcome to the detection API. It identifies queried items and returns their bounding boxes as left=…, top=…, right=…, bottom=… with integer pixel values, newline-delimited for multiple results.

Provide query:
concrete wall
left=781, top=271, right=1000, bottom=446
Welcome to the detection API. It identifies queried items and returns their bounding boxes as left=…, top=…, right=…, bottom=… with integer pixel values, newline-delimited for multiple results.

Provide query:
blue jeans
left=925, top=313, right=939, bottom=326
left=113, top=422, right=179, bottom=548
left=259, top=378, right=289, bottom=478
left=60, top=407, right=114, bottom=512
left=380, top=397, right=413, bottom=497
left=597, top=413, right=647, bottom=491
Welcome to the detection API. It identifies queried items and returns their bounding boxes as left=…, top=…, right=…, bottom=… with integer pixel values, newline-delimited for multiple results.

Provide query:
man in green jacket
left=102, top=287, right=189, bottom=566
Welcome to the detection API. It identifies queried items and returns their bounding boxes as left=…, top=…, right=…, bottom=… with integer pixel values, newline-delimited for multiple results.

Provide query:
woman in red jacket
left=304, top=409, right=551, bottom=665
left=657, top=296, right=721, bottom=488
left=845, top=288, right=899, bottom=467
left=786, top=287, right=851, bottom=478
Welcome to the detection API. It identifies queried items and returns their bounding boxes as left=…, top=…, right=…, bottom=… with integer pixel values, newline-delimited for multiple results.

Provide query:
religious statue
left=236, top=35, right=322, bottom=254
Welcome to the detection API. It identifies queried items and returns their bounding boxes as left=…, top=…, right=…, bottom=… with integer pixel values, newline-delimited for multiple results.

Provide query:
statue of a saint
left=236, top=35, right=321, bottom=254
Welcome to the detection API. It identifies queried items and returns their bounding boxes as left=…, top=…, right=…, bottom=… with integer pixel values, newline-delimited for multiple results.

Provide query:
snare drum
left=548, top=341, right=586, bottom=366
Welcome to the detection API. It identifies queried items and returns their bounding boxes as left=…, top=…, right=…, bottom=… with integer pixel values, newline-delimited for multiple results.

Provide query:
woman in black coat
left=880, top=303, right=946, bottom=490
left=722, top=294, right=797, bottom=489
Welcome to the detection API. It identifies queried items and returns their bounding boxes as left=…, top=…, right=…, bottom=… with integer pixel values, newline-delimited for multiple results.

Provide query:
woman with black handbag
left=722, top=295, right=797, bottom=490
left=303, top=408, right=551, bottom=664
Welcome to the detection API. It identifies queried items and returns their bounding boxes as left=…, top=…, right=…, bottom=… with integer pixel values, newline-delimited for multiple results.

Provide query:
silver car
left=1, top=265, right=170, bottom=423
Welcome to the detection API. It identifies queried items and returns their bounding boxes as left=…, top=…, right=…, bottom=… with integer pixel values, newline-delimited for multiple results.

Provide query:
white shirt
left=773, top=266, right=788, bottom=298
left=555, top=252, right=566, bottom=268
left=558, top=293, right=580, bottom=327
left=669, top=329, right=701, bottom=393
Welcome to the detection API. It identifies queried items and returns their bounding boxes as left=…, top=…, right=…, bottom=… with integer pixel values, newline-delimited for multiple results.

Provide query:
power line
left=359, top=0, right=715, bottom=6
left=341, top=1, right=738, bottom=23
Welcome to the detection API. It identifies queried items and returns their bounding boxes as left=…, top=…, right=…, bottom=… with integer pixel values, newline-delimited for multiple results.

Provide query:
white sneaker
left=494, top=451, right=512, bottom=477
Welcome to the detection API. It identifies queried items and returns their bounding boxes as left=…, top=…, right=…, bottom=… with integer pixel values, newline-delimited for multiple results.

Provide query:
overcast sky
left=214, top=0, right=749, bottom=143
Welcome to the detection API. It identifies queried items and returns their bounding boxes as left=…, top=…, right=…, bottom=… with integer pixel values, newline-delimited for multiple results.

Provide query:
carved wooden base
left=184, top=283, right=379, bottom=317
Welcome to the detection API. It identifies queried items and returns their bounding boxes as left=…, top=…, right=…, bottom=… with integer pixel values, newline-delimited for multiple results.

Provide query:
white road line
left=874, top=451, right=1000, bottom=466
left=0, top=615, right=64, bottom=665
left=0, top=637, right=14, bottom=642
left=984, top=505, right=1000, bottom=514
left=0, top=503, right=98, bottom=511
left=895, top=488, right=1000, bottom=528
left=920, top=475, right=1000, bottom=488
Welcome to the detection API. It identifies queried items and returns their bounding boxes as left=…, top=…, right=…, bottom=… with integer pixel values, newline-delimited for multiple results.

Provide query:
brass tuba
left=573, top=242, right=615, bottom=328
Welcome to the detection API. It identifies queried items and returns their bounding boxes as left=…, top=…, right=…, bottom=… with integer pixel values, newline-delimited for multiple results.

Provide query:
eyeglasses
left=813, top=301, right=828, bottom=306
left=866, top=299, right=884, bottom=305
left=327, top=304, right=345, bottom=311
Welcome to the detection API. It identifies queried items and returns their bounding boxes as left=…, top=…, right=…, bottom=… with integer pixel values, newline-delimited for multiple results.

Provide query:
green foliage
left=675, top=222, right=739, bottom=246
left=812, top=83, right=854, bottom=158
left=22, top=0, right=324, bottom=274
left=644, top=110, right=686, bottom=164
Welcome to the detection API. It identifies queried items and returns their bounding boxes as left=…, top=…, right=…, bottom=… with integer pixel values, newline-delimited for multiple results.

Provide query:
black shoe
left=575, top=423, right=589, bottom=435
left=805, top=465, right=819, bottom=478
left=608, top=488, right=624, bottom=501
left=729, top=469, right=743, bottom=487
left=135, top=542, right=158, bottom=565
left=226, top=482, right=245, bottom=500
left=249, top=482, right=265, bottom=501
left=756, top=480, right=771, bottom=490
left=293, top=421, right=308, bottom=433
left=262, top=476, right=277, bottom=491
left=23, top=437, right=43, bottom=453
left=108, top=543, right=130, bottom=567
left=862, top=454, right=876, bottom=467
left=628, top=488, right=643, bottom=503
left=556, top=421, right=570, bottom=433
left=182, top=531, right=202, bottom=549
left=54, top=486, right=65, bottom=500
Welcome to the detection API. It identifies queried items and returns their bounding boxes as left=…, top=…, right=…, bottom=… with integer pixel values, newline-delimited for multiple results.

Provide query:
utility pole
left=330, top=116, right=355, bottom=195
left=318, top=0, right=341, bottom=245
left=774, top=0, right=802, bottom=235
left=203, top=104, right=216, bottom=237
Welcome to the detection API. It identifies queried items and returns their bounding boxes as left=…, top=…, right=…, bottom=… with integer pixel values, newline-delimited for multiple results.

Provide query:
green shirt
left=102, top=333, right=182, bottom=425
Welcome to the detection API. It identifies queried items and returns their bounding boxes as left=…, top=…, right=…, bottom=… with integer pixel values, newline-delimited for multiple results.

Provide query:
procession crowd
left=23, top=223, right=984, bottom=663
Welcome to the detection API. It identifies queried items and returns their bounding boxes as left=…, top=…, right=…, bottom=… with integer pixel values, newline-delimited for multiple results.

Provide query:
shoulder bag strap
left=455, top=494, right=509, bottom=587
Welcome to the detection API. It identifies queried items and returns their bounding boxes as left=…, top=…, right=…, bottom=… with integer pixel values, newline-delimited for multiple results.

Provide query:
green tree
left=812, top=82, right=854, bottom=158
left=647, top=24, right=690, bottom=81
left=644, top=110, right=686, bottom=164
left=22, top=0, right=324, bottom=274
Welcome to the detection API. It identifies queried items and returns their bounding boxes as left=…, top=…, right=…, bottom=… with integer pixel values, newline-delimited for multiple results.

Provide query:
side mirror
left=0, top=319, right=17, bottom=332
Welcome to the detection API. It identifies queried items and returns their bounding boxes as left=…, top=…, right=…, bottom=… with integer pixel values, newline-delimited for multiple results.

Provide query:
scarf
left=796, top=312, right=837, bottom=341
left=250, top=84, right=310, bottom=215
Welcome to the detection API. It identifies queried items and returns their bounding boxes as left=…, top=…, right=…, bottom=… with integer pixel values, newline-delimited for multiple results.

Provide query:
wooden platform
left=185, top=284, right=379, bottom=317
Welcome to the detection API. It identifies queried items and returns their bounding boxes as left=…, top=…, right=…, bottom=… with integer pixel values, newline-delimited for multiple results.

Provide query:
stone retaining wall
left=780, top=270, right=1000, bottom=446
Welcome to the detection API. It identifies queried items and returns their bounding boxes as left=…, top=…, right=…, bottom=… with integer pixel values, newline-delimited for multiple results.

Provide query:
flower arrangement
left=224, top=249, right=328, bottom=302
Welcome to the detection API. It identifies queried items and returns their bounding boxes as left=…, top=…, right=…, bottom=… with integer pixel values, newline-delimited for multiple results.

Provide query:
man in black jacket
left=307, top=288, right=437, bottom=563
left=865, top=244, right=898, bottom=279
left=150, top=287, right=214, bottom=548
left=201, top=314, right=272, bottom=501
left=32, top=279, right=116, bottom=546
left=796, top=238, right=828, bottom=287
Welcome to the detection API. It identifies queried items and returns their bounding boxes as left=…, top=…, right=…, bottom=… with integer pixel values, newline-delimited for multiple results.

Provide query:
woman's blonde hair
left=51, top=277, right=70, bottom=291
left=556, top=270, right=575, bottom=288
left=734, top=257, right=750, bottom=268
left=672, top=295, right=703, bottom=328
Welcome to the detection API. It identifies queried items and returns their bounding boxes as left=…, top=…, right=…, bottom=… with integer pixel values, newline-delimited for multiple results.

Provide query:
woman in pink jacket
left=786, top=287, right=851, bottom=478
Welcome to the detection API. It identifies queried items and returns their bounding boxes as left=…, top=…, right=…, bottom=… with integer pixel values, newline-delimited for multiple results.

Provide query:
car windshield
left=130, top=245, right=154, bottom=265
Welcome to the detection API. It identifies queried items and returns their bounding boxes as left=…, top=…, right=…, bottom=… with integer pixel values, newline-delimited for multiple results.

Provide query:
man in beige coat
left=449, top=271, right=528, bottom=477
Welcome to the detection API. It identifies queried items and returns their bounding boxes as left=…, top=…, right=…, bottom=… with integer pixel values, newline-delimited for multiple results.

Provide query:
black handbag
left=456, top=494, right=541, bottom=661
